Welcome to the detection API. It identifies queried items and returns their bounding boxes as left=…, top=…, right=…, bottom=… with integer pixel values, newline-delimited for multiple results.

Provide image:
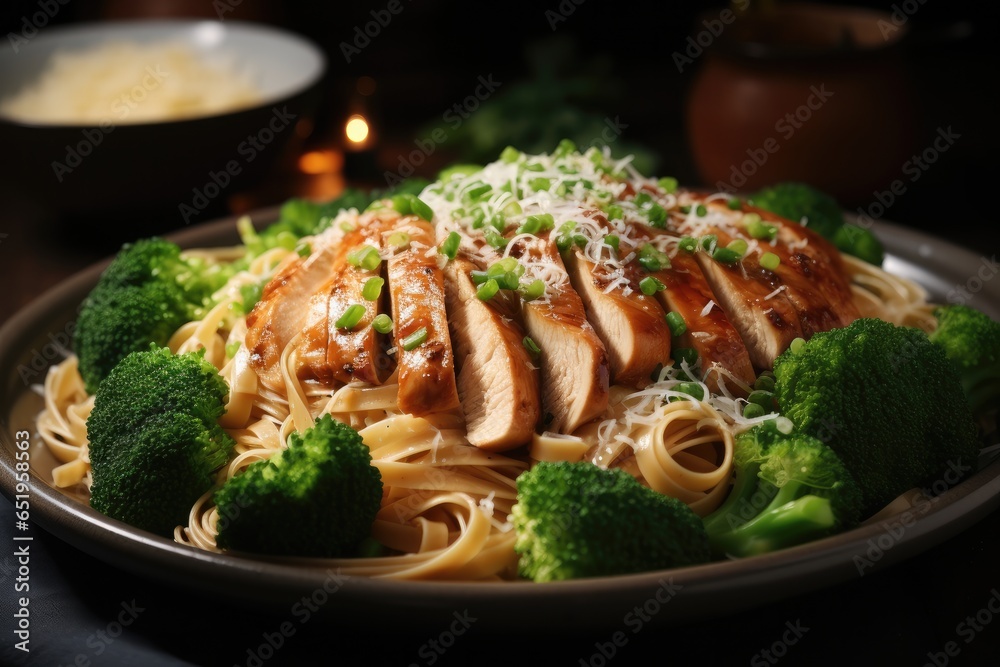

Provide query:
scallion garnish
left=362, top=277, right=384, bottom=301
left=372, top=313, right=394, bottom=334
left=347, top=245, right=381, bottom=271
left=335, top=304, right=366, bottom=330
left=401, top=327, right=428, bottom=351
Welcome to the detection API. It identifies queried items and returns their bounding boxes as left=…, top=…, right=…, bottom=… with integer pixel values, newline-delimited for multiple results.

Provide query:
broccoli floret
left=87, top=345, right=235, bottom=537
left=74, top=237, right=229, bottom=394
left=928, top=304, right=1000, bottom=420
left=749, top=181, right=885, bottom=265
left=510, top=460, right=711, bottom=582
left=213, top=413, right=383, bottom=558
left=772, top=318, right=982, bottom=517
left=702, top=420, right=863, bottom=558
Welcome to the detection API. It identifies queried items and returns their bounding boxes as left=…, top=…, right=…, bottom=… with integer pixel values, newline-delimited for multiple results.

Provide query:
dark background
left=2, top=1, right=1000, bottom=665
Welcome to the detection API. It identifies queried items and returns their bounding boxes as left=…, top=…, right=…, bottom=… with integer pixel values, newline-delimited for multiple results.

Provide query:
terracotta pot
left=685, top=2, right=921, bottom=206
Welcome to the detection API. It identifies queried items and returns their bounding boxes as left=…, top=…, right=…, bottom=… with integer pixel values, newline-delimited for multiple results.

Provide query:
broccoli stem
left=701, top=460, right=771, bottom=536
left=708, top=492, right=836, bottom=558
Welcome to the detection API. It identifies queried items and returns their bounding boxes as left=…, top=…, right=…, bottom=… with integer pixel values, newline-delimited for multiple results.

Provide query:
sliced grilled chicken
left=563, top=247, right=671, bottom=389
left=510, top=233, right=610, bottom=434
left=443, top=257, right=541, bottom=450
left=651, top=247, right=757, bottom=394
left=244, top=227, right=343, bottom=391
left=747, top=204, right=861, bottom=335
left=386, top=217, right=461, bottom=416
left=324, top=214, right=395, bottom=386
left=692, top=225, right=807, bottom=371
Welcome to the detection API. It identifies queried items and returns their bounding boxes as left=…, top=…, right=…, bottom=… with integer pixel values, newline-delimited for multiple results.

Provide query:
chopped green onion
left=672, top=347, right=699, bottom=367
left=743, top=402, right=766, bottom=419
left=712, top=247, right=743, bottom=264
left=658, top=176, right=678, bottom=194
left=645, top=202, right=667, bottom=228
left=461, top=181, right=492, bottom=202
left=347, top=245, right=381, bottom=271
left=500, top=146, right=521, bottom=163
left=760, top=252, right=781, bottom=270
left=470, top=270, right=490, bottom=284
left=523, top=161, right=545, bottom=172
left=675, top=382, right=705, bottom=401
left=747, top=220, right=778, bottom=241
left=488, top=257, right=520, bottom=276
left=753, top=374, right=775, bottom=392
left=727, top=238, right=749, bottom=256
left=477, top=278, right=500, bottom=300
left=748, top=389, right=776, bottom=410
left=437, top=164, right=481, bottom=181
left=483, top=227, right=508, bottom=249
left=727, top=198, right=742, bottom=210
left=573, top=234, right=588, bottom=248
left=523, top=336, right=541, bottom=356
left=335, top=304, right=366, bottom=330
left=519, top=279, right=546, bottom=301
left=362, top=276, right=384, bottom=301
left=637, top=243, right=670, bottom=272
left=339, top=221, right=356, bottom=232
left=678, top=236, right=698, bottom=253
left=528, top=177, right=551, bottom=192
left=554, top=138, right=577, bottom=156
left=439, top=231, right=461, bottom=259
left=639, top=276, right=666, bottom=296
left=401, top=327, right=428, bottom=351
left=372, top=313, right=394, bottom=334
left=695, top=204, right=707, bottom=217
left=387, top=231, right=411, bottom=249
left=700, top=234, right=718, bottom=252
left=606, top=204, right=624, bottom=221
left=517, top=214, right=554, bottom=235
left=391, top=193, right=435, bottom=221
left=605, top=235, right=619, bottom=253
left=666, top=311, right=687, bottom=336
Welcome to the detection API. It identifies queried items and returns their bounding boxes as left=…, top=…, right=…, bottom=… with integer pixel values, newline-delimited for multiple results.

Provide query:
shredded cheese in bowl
left=0, top=40, right=263, bottom=125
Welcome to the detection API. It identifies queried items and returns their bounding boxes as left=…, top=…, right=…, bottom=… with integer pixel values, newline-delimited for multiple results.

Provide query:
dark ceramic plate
left=2, top=209, right=999, bottom=631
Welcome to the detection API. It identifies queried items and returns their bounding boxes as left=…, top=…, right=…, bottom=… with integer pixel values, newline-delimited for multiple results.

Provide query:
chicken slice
left=244, top=226, right=343, bottom=391
left=651, top=246, right=757, bottom=394
left=563, top=246, right=671, bottom=389
left=443, top=257, right=541, bottom=451
left=510, top=233, right=610, bottom=434
left=385, top=217, right=460, bottom=416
